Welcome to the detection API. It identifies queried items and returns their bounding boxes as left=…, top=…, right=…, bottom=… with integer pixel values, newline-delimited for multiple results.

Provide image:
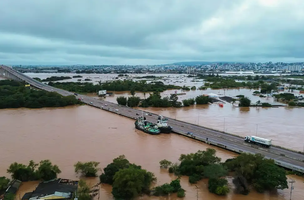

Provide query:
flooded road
left=0, top=106, right=304, bottom=200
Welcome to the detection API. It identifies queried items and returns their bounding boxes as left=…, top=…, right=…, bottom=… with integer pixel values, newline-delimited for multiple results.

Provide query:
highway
left=1, top=65, right=304, bottom=173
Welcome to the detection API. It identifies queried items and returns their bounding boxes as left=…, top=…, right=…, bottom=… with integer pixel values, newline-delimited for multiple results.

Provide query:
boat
left=135, top=117, right=160, bottom=135
left=156, top=115, right=172, bottom=133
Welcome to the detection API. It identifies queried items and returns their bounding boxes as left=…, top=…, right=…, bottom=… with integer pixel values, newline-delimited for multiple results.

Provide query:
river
left=0, top=106, right=303, bottom=200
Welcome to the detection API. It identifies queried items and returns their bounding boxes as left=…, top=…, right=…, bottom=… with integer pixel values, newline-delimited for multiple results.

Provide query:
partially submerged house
left=0, top=179, right=22, bottom=200
left=22, top=179, right=78, bottom=200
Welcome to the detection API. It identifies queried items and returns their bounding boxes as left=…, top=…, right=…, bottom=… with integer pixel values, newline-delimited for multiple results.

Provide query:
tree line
left=48, top=80, right=181, bottom=94
left=0, top=80, right=81, bottom=109
left=34, top=76, right=72, bottom=82
left=116, top=92, right=213, bottom=107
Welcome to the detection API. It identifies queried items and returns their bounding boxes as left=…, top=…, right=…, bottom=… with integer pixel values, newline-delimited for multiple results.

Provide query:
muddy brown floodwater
left=103, top=90, right=304, bottom=152
left=0, top=106, right=303, bottom=200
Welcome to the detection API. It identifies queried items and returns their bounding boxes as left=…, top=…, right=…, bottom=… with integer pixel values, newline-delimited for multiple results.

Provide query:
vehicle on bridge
left=244, top=136, right=272, bottom=147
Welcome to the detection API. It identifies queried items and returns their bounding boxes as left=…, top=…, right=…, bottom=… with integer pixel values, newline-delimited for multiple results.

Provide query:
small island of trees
left=0, top=80, right=81, bottom=109
left=160, top=149, right=288, bottom=196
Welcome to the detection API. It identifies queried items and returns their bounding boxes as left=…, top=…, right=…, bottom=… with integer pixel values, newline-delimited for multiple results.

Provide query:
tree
left=159, top=159, right=172, bottom=169
left=7, top=161, right=36, bottom=181
left=77, top=180, right=91, bottom=200
left=225, top=153, right=264, bottom=182
left=100, top=155, right=131, bottom=184
left=37, top=160, right=61, bottom=181
left=253, top=161, right=288, bottom=192
left=4, top=193, right=15, bottom=200
left=239, top=97, right=251, bottom=107
left=130, top=87, right=136, bottom=96
left=127, top=96, right=140, bottom=107
left=208, top=178, right=229, bottom=195
left=195, top=95, right=211, bottom=104
left=0, top=177, right=10, bottom=192
left=152, top=179, right=183, bottom=196
left=74, top=161, right=100, bottom=177
left=204, top=164, right=227, bottom=179
left=116, top=96, right=127, bottom=106
left=112, top=167, right=156, bottom=199
left=169, top=94, right=178, bottom=107
left=233, top=175, right=249, bottom=195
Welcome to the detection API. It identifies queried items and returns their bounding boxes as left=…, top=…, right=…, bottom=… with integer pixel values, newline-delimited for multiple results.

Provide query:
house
left=22, top=179, right=78, bottom=200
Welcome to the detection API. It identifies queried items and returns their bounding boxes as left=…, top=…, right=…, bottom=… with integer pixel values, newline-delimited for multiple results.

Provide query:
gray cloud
left=0, top=0, right=304, bottom=65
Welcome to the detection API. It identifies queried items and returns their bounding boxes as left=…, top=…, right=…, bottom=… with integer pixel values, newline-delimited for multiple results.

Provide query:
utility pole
left=224, top=118, right=225, bottom=132
left=289, top=179, right=295, bottom=200
left=195, top=185, right=199, bottom=200
left=198, top=111, right=200, bottom=125
left=256, top=124, right=258, bottom=136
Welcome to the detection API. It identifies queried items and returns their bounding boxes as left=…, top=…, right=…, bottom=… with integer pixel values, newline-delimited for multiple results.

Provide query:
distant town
left=11, top=62, right=304, bottom=75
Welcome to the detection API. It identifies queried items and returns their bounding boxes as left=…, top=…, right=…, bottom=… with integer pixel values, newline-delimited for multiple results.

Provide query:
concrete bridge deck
left=1, top=65, right=304, bottom=173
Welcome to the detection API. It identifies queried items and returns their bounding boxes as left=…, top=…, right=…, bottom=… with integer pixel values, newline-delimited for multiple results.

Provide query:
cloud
left=0, top=0, right=303, bottom=65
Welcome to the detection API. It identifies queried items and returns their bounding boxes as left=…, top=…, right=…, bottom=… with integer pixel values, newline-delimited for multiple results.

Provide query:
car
left=74, top=93, right=78, bottom=96
left=90, top=102, right=93, bottom=105
left=148, top=113, right=153, bottom=116
left=136, top=113, right=139, bottom=115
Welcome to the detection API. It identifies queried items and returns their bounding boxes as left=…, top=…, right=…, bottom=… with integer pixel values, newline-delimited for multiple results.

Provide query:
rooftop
left=22, top=179, right=78, bottom=200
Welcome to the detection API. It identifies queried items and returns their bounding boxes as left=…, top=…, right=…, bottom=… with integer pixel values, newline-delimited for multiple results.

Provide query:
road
left=1, top=65, right=304, bottom=173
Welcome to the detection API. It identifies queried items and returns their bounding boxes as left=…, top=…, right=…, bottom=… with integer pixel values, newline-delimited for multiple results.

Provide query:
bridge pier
left=0, top=65, right=23, bottom=82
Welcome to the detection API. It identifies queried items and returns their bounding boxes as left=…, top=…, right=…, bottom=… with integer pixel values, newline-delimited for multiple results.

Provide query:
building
left=22, top=179, right=78, bottom=200
left=98, top=90, right=107, bottom=96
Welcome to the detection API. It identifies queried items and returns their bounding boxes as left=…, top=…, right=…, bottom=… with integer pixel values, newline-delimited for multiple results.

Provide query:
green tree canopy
left=195, top=95, right=211, bottom=104
left=253, top=161, right=288, bottom=192
left=112, top=167, right=156, bottom=199
left=37, top=160, right=61, bottom=181
left=77, top=180, right=91, bottom=200
left=74, top=161, right=100, bottom=177
left=204, top=164, right=227, bottom=179
left=116, top=96, right=127, bottom=106
left=0, top=177, right=10, bottom=192
left=100, top=155, right=132, bottom=184
left=239, top=97, right=251, bottom=107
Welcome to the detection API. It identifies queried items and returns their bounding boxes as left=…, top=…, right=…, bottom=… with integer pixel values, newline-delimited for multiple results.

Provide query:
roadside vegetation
left=34, top=76, right=72, bottom=82
left=0, top=80, right=81, bottom=109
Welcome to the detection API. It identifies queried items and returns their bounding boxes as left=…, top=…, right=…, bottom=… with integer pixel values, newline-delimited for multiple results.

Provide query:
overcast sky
left=0, top=0, right=304, bottom=65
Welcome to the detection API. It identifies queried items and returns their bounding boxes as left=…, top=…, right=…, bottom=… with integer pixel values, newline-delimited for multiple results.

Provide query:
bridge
left=1, top=65, right=304, bottom=173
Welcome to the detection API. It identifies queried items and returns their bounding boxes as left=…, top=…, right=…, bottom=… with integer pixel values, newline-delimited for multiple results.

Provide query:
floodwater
left=97, top=89, right=304, bottom=152
left=24, top=73, right=304, bottom=151
left=0, top=106, right=304, bottom=200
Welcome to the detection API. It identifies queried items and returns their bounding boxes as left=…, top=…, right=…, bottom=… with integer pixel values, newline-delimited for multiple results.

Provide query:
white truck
left=244, top=136, right=272, bottom=147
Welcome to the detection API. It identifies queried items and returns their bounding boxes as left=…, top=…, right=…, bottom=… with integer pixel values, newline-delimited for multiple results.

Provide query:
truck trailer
left=244, top=136, right=272, bottom=147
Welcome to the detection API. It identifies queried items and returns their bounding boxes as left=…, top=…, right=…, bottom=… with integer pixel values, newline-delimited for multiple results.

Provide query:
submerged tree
left=74, top=161, right=100, bottom=177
